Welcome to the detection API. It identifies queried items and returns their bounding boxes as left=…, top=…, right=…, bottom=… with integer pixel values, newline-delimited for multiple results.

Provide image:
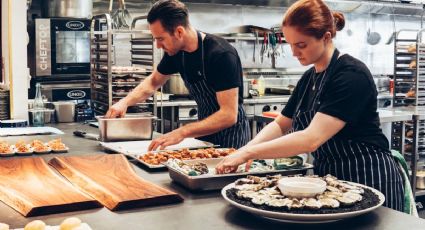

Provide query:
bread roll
left=0, top=223, right=9, bottom=230
left=24, top=220, right=45, bottom=230
left=409, top=60, right=417, bottom=69
left=59, top=217, right=81, bottom=230
left=407, top=44, right=416, bottom=53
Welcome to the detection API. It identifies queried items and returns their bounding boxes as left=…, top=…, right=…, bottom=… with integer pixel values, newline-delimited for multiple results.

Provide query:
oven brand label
left=66, top=21, right=85, bottom=30
left=35, top=19, right=51, bottom=76
left=67, top=90, right=86, bottom=99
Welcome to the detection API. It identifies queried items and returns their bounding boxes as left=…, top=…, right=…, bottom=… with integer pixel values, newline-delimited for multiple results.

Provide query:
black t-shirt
left=157, top=33, right=244, bottom=104
left=282, top=54, right=389, bottom=150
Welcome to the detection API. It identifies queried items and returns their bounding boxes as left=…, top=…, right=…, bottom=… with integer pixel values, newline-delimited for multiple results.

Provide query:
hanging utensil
left=110, top=0, right=120, bottom=29
left=366, top=7, right=381, bottom=45
left=260, top=32, right=267, bottom=63
left=121, top=0, right=132, bottom=28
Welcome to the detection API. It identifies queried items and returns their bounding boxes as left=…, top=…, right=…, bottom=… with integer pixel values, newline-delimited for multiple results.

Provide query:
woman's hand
left=215, top=149, right=252, bottom=174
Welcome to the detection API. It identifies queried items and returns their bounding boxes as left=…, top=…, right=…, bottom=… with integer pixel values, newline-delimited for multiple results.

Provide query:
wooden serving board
left=49, top=154, right=183, bottom=210
left=0, top=158, right=100, bottom=217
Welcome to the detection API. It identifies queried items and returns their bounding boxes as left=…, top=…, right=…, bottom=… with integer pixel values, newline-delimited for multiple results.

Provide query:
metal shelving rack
left=90, top=14, right=156, bottom=118
left=392, top=29, right=425, bottom=197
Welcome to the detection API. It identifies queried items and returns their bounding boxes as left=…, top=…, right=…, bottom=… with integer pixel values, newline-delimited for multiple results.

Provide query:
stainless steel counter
left=0, top=123, right=424, bottom=229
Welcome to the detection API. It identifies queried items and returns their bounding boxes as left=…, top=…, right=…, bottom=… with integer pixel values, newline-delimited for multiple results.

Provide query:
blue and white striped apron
left=181, top=31, right=250, bottom=148
left=291, top=49, right=404, bottom=211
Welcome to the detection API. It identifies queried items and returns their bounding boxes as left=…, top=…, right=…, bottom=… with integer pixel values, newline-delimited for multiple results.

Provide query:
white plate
left=33, top=146, right=52, bottom=154
left=221, top=181, right=385, bottom=224
left=51, top=146, right=69, bottom=153
left=0, top=147, right=15, bottom=157
left=12, top=145, right=33, bottom=155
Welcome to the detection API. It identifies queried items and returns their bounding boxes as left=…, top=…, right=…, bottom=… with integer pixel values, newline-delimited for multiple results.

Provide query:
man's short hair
left=147, top=0, right=189, bottom=34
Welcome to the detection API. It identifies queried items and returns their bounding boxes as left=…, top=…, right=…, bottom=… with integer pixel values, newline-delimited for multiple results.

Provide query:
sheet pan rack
left=90, top=14, right=157, bottom=117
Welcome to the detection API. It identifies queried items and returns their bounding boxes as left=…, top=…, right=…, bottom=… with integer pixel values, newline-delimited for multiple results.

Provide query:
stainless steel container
left=97, top=114, right=156, bottom=142
left=47, top=0, right=93, bottom=18
left=53, top=101, right=76, bottom=123
left=416, top=171, right=425, bottom=189
left=163, top=74, right=189, bottom=95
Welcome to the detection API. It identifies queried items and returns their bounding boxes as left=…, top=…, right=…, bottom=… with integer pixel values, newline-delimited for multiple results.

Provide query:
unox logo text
left=67, top=90, right=86, bottom=99
left=65, top=21, right=85, bottom=30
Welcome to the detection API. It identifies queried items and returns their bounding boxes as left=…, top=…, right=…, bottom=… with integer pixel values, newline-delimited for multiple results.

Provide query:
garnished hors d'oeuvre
left=0, top=140, right=14, bottom=156
left=31, top=139, right=51, bottom=154
left=14, top=140, right=33, bottom=155
left=47, top=138, right=68, bottom=152
left=226, top=174, right=380, bottom=214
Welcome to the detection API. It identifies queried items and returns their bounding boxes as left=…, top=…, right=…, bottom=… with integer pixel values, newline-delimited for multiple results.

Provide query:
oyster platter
left=164, top=157, right=313, bottom=190
left=222, top=174, right=385, bottom=223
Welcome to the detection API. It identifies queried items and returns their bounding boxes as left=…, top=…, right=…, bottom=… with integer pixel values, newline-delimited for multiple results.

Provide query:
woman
left=216, top=0, right=404, bottom=211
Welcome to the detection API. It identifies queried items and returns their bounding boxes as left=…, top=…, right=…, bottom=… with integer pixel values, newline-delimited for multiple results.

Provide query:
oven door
left=50, top=19, right=91, bottom=75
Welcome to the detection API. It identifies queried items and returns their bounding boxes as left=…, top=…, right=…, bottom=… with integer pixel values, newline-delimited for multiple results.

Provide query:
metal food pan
left=97, top=114, right=156, bottom=142
left=166, top=158, right=313, bottom=191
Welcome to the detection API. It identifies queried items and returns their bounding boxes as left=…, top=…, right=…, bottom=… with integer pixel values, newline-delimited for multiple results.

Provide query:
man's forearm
left=179, top=110, right=236, bottom=138
left=122, top=76, right=161, bottom=106
left=246, top=121, right=284, bottom=146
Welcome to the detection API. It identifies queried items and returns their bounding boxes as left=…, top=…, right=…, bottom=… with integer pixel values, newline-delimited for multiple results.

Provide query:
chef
left=216, top=0, right=404, bottom=211
left=105, top=0, right=250, bottom=150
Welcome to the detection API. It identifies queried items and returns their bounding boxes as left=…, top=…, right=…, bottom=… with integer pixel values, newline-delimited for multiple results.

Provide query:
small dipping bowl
left=278, top=177, right=327, bottom=198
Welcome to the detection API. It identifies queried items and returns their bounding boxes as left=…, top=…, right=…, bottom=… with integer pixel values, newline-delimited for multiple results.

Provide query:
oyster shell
left=318, top=198, right=340, bottom=208
left=303, top=198, right=322, bottom=209
left=235, top=178, right=255, bottom=185
left=252, top=195, right=272, bottom=205
left=237, top=190, right=259, bottom=200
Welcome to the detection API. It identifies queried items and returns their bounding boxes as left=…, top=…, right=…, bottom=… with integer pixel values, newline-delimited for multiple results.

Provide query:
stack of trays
left=0, top=90, right=10, bottom=120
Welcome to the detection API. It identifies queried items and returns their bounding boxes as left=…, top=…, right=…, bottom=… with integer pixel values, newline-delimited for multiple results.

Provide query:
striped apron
left=291, top=49, right=405, bottom=211
left=180, top=31, right=250, bottom=148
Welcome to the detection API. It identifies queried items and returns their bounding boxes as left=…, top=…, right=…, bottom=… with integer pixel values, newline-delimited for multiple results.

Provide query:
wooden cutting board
left=49, top=154, right=183, bottom=210
left=0, top=158, right=101, bottom=217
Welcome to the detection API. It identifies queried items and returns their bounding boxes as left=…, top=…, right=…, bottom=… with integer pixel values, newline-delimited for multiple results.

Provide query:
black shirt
left=282, top=54, right=389, bottom=150
left=157, top=33, right=244, bottom=104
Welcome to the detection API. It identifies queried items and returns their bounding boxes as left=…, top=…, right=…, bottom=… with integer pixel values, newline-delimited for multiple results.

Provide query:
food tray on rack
left=165, top=158, right=313, bottom=191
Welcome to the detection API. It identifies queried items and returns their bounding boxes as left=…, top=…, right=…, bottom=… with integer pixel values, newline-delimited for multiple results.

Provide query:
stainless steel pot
left=47, top=0, right=93, bottom=18
left=163, top=74, right=189, bottom=95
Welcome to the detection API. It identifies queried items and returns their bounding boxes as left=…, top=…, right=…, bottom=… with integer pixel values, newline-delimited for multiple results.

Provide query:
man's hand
left=148, top=129, right=186, bottom=151
left=105, top=100, right=128, bottom=118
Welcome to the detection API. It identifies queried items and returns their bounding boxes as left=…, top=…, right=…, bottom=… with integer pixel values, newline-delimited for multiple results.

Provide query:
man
left=105, top=0, right=250, bottom=150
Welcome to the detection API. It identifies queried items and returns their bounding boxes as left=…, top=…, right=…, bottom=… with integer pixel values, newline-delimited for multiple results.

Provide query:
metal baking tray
left=165, top=158, right=314, bottom=191
left=100, top=139, right=215, bottom=168
left=97, top=114, right=156, bottom=142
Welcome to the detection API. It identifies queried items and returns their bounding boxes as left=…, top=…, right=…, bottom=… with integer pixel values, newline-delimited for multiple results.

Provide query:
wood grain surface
left=49, top=154, right=183, bottom=210
left=0, top=157, right=101, bottom=216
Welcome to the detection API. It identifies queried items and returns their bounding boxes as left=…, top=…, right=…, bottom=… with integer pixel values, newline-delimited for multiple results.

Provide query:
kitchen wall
left=93, top=1, right=424, bottom=75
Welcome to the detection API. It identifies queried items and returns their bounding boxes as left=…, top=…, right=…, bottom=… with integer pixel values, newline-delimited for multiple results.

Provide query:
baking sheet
left=100, top=138, right=214, bottom=169
left=166, top=158, right=314, bottom=191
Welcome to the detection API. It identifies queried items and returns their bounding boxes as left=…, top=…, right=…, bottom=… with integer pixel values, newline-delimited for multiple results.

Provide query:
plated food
left=0, top=141, right=15, bottom=156
left=222, top=174, right=384, bottom=223
left=14, top=140, right=33, bottom=155
left=47, top=139, right=69, bottom=153
left=139, top=148, right=236, bottom=166
left=0, top=139, right=68, bottom=156
left=30, top=140, right=51, bottom=154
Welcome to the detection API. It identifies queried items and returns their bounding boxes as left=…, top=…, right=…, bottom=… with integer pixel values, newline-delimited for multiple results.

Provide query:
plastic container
left=277, top=177, right=326, bottom=198
left=257, top=75, right=265, bottom=96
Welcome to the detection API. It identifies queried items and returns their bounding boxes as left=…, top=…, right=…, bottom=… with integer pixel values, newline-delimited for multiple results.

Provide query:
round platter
left=221, top=181, right=385, bottom=224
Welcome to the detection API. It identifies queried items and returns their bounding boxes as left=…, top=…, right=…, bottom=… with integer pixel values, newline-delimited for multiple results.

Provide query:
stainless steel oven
left=35, top=18, right=90, bottom=77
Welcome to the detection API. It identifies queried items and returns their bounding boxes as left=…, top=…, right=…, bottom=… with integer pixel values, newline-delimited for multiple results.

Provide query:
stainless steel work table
left=0, top=123, right=424, bottom=229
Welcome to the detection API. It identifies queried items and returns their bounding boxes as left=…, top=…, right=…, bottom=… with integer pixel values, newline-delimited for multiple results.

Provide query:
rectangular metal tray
left=166, top=158, right=314, bottom=191
left=100, top=138, right=214, bottom=169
